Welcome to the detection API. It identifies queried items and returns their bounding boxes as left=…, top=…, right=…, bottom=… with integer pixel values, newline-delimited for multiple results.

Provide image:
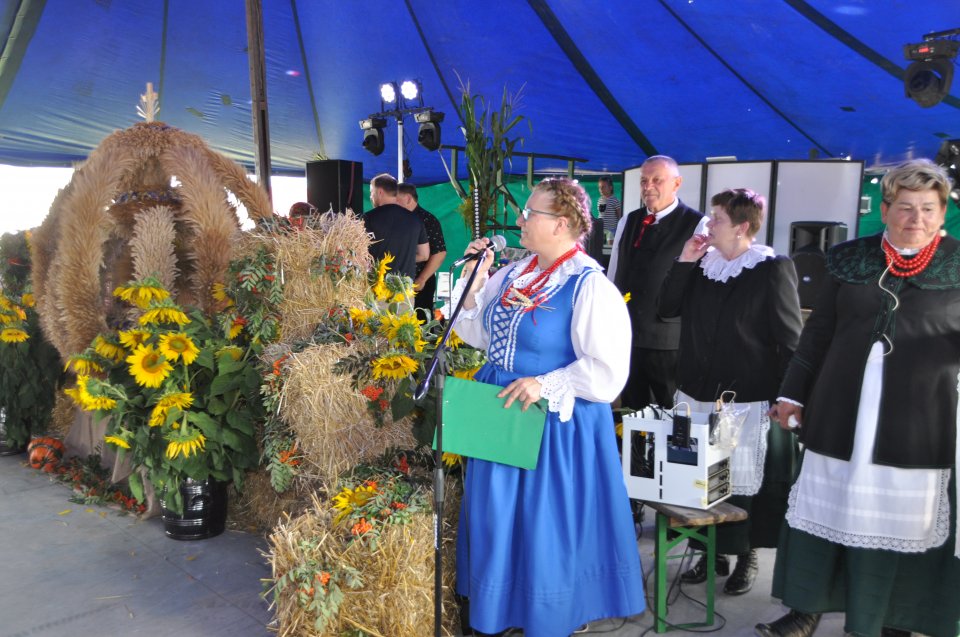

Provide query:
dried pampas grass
left=280, top=343, right=414, bottom=492
left=264, top=484, right=460, bottom=637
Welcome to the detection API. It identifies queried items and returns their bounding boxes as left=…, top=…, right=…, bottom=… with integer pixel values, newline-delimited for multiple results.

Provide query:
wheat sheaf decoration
left=30, top=84, right=275, bottom=360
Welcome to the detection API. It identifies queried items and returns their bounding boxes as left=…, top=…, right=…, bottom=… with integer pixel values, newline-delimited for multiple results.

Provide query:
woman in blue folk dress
left=444, top=178, right=645, bottom=637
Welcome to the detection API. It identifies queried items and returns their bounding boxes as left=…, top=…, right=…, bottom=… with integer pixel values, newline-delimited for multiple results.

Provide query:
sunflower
left=371, top=353, right=418, bottom=380
left=118, top=329, right=150, bottom=350
left=104, top=435, right=130, bottom=449
left=149, top=391, right=194, bottom=427
left=228, top=317, right=246, bottom=339
left=113, top=279, right=170, bottom=309
left=332, top=484, right=378, bottom=522
left=0, top=327, right=28, bottom=343
left=83, top=393, right=117, bottom=411
left=126, top=344, right=173, bottom=388
left=452, top=366, right=481, bottom=381
left=381, top=312, right=424, bottom=348
left=0, top=311, right=15, bottom=325
left=139, top=304, right=190, bottom=327
left=20, top=293, right=35, bottom=308
left=217, top=345, right=243, bottom=361
left=376, top=253, right=395, bottom=281
left=211, top=282, right=234, bottom=306
left=441, top=452, right=462, bottom=468
left=447, top=329, right=465, bottom=350
left=93, top=335, right=126, bottom=363
left=158, top=332, right=200, bottom=365
left=348, top=307, right=375, bottom=327
left=65, top=353, right=102, bottom=374
left=164, top=429, right=206, bottom=459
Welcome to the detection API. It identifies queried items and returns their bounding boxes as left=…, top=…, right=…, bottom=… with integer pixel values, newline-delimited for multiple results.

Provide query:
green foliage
left=452, top=79, right=529, bottom=236
left=0, top=231, right=64, bottom=447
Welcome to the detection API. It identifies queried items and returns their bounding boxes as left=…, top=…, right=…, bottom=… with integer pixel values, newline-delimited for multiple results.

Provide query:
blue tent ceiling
left=0, top=0, right=957, bottom=183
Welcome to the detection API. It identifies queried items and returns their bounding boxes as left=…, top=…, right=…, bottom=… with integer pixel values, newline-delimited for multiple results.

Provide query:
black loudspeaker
left=790, top=221, right=848, bottom=309
left=306, top=160, right=363, bottom=214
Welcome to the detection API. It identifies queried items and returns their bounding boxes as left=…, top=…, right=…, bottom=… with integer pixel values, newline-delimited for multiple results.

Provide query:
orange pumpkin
left=27, top=436, right=65, bottom=472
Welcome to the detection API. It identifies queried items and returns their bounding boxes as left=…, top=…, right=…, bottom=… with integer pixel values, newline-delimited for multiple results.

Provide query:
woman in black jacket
left=659, top=188, right=803, bottom=595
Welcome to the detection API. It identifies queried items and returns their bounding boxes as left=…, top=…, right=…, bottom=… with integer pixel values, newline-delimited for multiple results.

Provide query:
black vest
left=614, top=202, right=703, bottom=349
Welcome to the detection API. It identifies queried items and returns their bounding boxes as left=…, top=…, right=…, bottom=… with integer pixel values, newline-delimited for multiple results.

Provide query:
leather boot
left=755, top=610, right=821, bottom=637
left=680, top=553, right=730, bottom=584
left=724, top=548, right=759, bottom=595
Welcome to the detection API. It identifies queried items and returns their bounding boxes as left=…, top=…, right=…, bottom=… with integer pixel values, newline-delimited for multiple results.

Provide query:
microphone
left=452, top=235, right=507, bottom=267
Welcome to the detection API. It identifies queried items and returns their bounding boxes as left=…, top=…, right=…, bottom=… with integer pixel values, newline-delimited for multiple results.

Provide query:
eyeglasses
left=520, top=207, right=562, bottom=221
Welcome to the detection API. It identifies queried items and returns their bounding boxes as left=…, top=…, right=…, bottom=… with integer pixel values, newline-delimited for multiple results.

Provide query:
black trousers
left=415, top=274, right=437, bottom=317
left=621, top=347, right=678, bottom=411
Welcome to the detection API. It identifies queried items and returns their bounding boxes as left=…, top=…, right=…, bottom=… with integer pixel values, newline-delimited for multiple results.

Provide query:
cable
left=638, top=545, right=729, bottom=634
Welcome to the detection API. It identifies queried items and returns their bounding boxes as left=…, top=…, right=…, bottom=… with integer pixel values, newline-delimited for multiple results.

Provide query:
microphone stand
left=415, top=254, right=487, bottom=637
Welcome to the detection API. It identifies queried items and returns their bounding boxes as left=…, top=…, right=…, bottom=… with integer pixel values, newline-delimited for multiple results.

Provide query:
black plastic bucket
left=160, top=478, right=227, bottom=540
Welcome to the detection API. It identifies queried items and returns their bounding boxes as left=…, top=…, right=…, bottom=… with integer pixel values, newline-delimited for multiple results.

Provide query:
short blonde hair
left=533, top=178, right=592, bottom=243
left=881, top=159, right=951, bottom=206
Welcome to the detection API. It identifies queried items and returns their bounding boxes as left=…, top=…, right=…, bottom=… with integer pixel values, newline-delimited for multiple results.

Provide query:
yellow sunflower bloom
left=165, top=430, right=206, bottom=459
left=228, top=318, right=245, bottom=339
left=0, top=327, right=28, bottom=343
left=371, top=354, right=419, bottom=380
left=118, top=329, right=151, bottom=350
left=0, top=296, right=10, bottom=310
left=447, top=330, right=465, bottom=350
left=20, top=293, right=35, bottom=308
left=0, top=312, right=15, bottom=325
left=149, top=391, right=194, bottom=427
left=139, top=305, right=190, bottom=327
left=372, top=279, right=391, bottom=301
left=126, top=344, right=173, bottom=388
left=441, top=452, right=462, bottom=467
left=113, top=281, right=170, bottom=309
left=65, top=354, right=102, bottom=374
left=211, top=282, right=234, bottom=306
left=158, top=332, right=200, bottom=365
left=217, top=345, right=243, bottom=361
left=452, top=366, right=481, bottom=381
left=332, top=484, right=378, bottom=523
left=376, top=253, right=395, bottom=281
left=93, top=335, right=126, bottom=363
left=14, top=306, right=25, bottom=320
left=348, top=307, right=374, bottom=326
left=84, top=394, right=117, bottom=411
left=104, top=435, right=130, bottom=449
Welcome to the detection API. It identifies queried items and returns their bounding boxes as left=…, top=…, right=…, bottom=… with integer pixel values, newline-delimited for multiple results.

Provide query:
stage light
left=379, top=82, right=397, bottom=104
left=360, top=117, right=387, bottom=156
left=935, top=138, right=960, bottom=201
left=400, top=80, right=420, bottom=102
left=414, top=110, right=444, bottom=151
left=903, top=38, right=958, bottom=108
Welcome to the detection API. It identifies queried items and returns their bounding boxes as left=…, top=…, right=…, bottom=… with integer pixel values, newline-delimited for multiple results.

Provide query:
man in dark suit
left=608, top=155, right=705, bottom=410
left=363, top=173, right=429, bottom=280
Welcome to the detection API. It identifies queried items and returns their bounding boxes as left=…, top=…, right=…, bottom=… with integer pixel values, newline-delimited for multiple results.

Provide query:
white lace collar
left=508, top=250, right=598, bottom=289
left=699, top=243, right=775, bottom=282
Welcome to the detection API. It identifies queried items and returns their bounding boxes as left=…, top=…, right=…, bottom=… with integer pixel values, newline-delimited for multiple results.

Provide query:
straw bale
left=249, top=213, right=372, bottom=341
left=47, top=391, right=77, bottom=439
left=265, top=481, right=461, bottom=637
left=229, top=469, right=312, bottom=534
left=281, top=342, right=414, bottom=492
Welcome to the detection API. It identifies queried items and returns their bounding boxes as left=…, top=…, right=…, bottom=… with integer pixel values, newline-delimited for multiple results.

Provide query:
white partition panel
left=704, top=161, right=775, bottom=245
left=771, top=161, right=864, bottom=256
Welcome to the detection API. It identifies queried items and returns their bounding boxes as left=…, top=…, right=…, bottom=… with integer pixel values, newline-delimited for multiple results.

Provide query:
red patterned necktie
left=633, top=214, right=657, bottom=247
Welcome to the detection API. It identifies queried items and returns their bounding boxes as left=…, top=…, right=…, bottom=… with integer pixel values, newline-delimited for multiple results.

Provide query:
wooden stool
left=642, top=500, right=748, bottom=633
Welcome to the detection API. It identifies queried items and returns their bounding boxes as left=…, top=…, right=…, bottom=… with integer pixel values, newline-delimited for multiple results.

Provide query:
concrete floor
left=0, top=454, right=848, bottom=636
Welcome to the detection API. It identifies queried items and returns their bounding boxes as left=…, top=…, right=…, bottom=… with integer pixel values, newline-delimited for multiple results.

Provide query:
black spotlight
left=359, top=117, right=386, bottom=156
left=903, top=39, right=959, bottom=108
left=414, top=110, right=444, bottom=151
left=935, top=138, right=960, bottom=203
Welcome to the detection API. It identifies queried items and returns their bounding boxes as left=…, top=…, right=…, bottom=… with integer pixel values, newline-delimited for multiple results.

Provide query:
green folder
left=434, top=376, right=548, bottom=470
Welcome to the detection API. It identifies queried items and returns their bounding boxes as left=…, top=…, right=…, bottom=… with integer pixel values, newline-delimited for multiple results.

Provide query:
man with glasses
left=363, top=174, right=429, bottom=280
left=608, top=155, right=706, bottom=411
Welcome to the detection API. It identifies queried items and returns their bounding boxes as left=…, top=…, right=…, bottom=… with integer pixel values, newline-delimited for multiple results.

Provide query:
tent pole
left=245, top=0, right=272, bottom=199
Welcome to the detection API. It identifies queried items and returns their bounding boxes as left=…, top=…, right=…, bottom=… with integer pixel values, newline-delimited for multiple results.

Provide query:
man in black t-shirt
left=397, top=182, right=447, bottom=315
left=363, top=174, right=429, bottom=280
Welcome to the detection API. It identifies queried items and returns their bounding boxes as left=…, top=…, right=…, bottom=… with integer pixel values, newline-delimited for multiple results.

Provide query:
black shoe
left=880, top=628, right=911, bottom=637
left=755, top=610, right=822, bottom=637
left=724, top=549, right=759, bottom=595
left=680, top=553, right=730, bottom=584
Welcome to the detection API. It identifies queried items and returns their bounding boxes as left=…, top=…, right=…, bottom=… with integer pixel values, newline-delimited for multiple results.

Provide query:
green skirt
left=771, top=475, right=960, bottom=637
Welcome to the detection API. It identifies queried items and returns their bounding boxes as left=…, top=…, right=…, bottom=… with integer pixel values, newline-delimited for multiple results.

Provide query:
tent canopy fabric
left=0, top=0, right=958, bottom=184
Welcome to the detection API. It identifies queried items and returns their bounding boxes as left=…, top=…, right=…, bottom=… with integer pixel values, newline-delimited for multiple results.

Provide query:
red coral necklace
left=881, top=234, right=941, bottom=277
left=501, top=245, right=581, bottom=312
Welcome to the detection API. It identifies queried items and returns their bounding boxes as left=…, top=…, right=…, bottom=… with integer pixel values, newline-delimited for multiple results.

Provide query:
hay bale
left=47, top=391, right=77, bottom=439
left=242, top=213, right=372, bottom=341
left=229, top=469, right=312, bottom=534
left=264, top=481, right=461, bottom=637
left=281, top=343, right=414, bottom=492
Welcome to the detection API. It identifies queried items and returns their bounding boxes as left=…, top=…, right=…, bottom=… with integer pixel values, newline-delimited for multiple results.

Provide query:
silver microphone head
left=488, top=234, right=507, bottom=251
